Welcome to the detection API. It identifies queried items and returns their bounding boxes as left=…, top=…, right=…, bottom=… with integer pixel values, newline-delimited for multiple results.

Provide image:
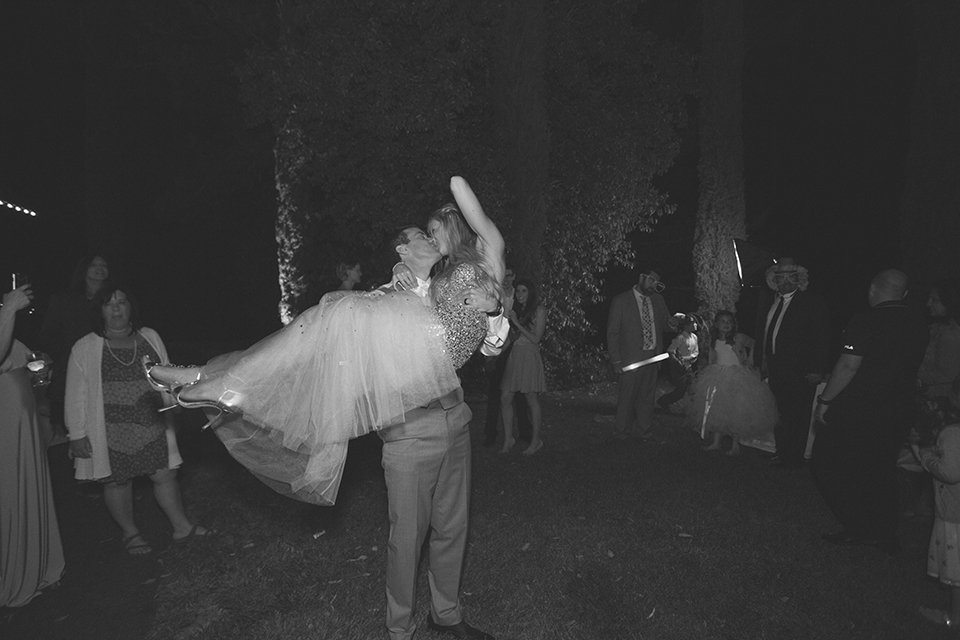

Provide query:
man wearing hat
left=754, top=259, right=831, bottom=469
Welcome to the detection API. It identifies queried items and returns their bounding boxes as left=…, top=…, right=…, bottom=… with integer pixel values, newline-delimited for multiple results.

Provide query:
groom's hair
left=379, top=225, right=419, bottom=282
left=389, top=225, right=417, bottom=252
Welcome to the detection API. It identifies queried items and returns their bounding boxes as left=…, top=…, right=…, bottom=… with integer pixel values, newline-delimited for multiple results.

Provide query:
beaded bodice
left=433, top=263, right=487, bottom=369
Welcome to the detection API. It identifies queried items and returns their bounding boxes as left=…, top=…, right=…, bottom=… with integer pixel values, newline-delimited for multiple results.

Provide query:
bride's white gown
left=187, top=263, right=488, bottom=505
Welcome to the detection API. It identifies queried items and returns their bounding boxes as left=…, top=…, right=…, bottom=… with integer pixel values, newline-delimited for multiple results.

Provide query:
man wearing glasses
left=755, top=259, right=831, bottom=469
left=607, top=268, right=676, bottom=440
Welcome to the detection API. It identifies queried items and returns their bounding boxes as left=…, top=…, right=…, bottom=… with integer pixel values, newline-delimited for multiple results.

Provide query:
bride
left=146, top=177, right=505, bottom=504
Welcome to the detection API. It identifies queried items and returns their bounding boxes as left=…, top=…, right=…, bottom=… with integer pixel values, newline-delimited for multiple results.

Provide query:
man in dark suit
left=754, top=259, right=831, bottom=469
left=607, top=268, right=675, bottom=440
left=380, top=226, right=503, bottom=640
left=812, top=269, right=927, bottom=555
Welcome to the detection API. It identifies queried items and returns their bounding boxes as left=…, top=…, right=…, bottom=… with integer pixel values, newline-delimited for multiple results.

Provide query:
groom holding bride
left=379, top=221, right=504, bottom=640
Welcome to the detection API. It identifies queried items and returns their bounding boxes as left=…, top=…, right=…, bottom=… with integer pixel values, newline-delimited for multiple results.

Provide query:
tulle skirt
left=191, top=290, right=461, bottom=505
left=688, top=364, right=778, bottom=438
left=928, top=517, right=960, bottom=586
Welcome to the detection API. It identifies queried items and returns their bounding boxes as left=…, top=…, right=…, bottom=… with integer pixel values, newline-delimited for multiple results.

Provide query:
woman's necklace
left=105, top=330, right=137, bottom=366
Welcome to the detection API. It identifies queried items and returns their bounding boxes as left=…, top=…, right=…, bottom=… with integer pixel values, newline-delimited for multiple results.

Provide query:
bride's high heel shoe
left=175, top=388, right=243, bottom=430
left=142, top=356, right=237, bottom=428
left=142, top=356, right=200, bottom=396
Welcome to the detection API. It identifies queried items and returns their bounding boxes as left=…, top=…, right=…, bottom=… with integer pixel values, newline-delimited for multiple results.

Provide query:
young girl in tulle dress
left=918, top=376, right=960, bottom=631
left=689, top=310, right=778, bottom=456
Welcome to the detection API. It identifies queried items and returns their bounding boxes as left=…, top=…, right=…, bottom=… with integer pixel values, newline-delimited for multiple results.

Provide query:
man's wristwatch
left=486, top=300, right=503, bottom=317
left=816, top=394, right=832, bottom=405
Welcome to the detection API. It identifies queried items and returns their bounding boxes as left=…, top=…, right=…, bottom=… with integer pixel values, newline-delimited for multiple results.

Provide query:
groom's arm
left=464, top=286, right=507, bottom=357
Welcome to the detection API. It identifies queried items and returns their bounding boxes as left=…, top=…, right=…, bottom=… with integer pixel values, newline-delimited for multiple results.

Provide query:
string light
left=0, top=198, right=38, bottom=217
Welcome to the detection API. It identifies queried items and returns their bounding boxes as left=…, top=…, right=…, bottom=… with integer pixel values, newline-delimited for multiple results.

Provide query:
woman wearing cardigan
left=65, top=284, right=211, bottom=555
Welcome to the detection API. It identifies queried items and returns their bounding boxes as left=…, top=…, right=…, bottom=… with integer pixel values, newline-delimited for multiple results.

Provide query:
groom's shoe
left=426, top=618, right=495, bottom=640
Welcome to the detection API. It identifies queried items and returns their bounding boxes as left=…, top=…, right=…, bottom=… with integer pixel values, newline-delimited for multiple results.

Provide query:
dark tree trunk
left=901, top=0, right=960, bottom=281
left=82, top=0, right=126, bottom=256
left=493, top=0, right=549, bottom=284
left=693, top=0, right=747, bottom=317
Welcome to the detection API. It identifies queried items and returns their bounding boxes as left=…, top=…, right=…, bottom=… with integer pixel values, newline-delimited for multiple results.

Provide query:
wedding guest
left=484, top=265, right=518, bottom=447
left=336, top=260, right=363, bottom=291
left=606, top=268, right=675, bottom=440
left=689, top=310, right=778, bottom=456
left=657, top=314, right=700, bottom=412
left=814, top=270, right=927, bottom=555
left=39, top=253, right=112, bottom=437
left=65, top=284, right=212, bottom=555
left=919, top=278, right=960, bottom=399
left=500, top=280, right=547, bottom=456
left=917, top=375, right=960, bottom=631
left=1, top=284, right=65, bottom=606
left=754, top=259, right=831, bottom=469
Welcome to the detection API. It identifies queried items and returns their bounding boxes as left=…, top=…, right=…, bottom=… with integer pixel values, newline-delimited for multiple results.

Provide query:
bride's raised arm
left=449, top=176, right=505, bottom=283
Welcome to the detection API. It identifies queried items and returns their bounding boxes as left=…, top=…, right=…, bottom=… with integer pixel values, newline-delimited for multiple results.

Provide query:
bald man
left=812, top=270, right=927, bottom=555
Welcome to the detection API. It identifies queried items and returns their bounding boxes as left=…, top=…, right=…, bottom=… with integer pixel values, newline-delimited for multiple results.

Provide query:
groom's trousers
left=380, top=390, right=472, bottom=640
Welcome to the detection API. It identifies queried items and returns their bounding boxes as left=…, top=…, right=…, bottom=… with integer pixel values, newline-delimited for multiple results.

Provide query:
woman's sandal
left=123, top=533, right=153, bottom=556
left=920, top=606, right=958, bottom=628
left=172, top=524, right=218, bottom=544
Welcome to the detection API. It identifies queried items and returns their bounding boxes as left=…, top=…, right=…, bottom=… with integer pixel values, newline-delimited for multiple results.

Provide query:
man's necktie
left=765, top=295, right=784, bottom=358
left=641, top=295, right=655, bottom=350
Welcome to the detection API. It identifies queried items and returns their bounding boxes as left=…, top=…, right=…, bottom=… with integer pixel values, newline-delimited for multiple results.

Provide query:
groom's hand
left=462, top=287, right=499, bottom=314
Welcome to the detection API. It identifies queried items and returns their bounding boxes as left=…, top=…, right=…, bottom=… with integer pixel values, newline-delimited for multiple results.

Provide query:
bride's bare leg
left=148, top=364, right=201, bottom=388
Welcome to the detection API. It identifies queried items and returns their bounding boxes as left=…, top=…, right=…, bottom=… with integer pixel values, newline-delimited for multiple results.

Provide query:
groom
left=378, top=226, right=505, bottom=640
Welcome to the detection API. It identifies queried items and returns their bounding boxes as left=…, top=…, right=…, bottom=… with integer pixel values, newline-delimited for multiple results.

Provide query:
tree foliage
left=539, top=0, right=696, bottom=385
left=238, top=0, right=696, bottom=385
left=238, top=0, right=505, bottom=315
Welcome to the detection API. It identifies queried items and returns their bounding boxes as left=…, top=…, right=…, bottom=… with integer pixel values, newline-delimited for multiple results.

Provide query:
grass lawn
left=147, top=383, right=949, bottom=640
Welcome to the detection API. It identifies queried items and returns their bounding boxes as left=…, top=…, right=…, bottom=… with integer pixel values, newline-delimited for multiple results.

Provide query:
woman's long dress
left=189, top=263, right=487, bottom=505
left=689, top=341, right=778, bottom=439
left=0, top=341, right=65, bottom=607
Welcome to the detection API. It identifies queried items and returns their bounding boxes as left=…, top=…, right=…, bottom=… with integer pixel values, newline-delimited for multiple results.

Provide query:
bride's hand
left=461, top=287, right=499, bottom=314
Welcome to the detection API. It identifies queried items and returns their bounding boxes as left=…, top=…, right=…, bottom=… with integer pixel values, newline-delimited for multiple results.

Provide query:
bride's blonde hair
left=428, top=204, right=503, bottom=305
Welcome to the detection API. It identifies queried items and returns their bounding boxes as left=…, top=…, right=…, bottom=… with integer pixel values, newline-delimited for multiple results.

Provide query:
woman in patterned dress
left=143, top=176, right=505, bottom=505
left=65, top=284, right=211, bottom=555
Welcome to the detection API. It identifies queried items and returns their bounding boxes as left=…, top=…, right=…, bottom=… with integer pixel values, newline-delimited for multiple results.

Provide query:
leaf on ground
left=607, top=550, right=614, bottom=557
left=142, top=578, right=157, bottom=585
left=678, top=533, right=693, bottom=538
left=647, top=607, right=656, bottom=619
left=522, top=543, right=531, bottom=551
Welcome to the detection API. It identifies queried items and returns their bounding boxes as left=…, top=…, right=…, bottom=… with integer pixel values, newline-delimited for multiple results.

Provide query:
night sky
left=1, top=0, right=918, bottom=352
